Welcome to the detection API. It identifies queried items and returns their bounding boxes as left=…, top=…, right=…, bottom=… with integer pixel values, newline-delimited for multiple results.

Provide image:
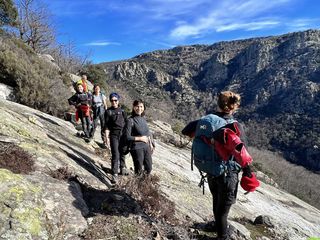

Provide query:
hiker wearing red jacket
left=68, top=84, right=92, bottom=140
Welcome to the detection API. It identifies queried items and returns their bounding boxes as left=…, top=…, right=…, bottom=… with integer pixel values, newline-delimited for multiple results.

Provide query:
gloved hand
left=242, top=164, right=252, bottom=178
left=240, top=169, right=260, bottom=192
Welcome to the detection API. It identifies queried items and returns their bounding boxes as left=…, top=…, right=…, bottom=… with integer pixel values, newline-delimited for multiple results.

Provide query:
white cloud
left=217, top=21, right=280, bottom=32
left=170, top=0, right=292, bottom=39
left=287, top=18, right=320, bottom=28
left=283, top=18, right=320, bottom=32
left=84, top=41, right=120, bottom=46
left=149, top=40, right=176, bottom=48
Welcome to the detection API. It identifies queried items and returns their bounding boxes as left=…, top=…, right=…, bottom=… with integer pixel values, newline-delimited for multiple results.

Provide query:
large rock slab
left=0, top=98, right=320, bottom=239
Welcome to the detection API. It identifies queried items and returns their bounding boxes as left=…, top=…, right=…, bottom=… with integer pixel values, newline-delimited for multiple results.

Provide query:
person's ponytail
left=217, top=91, right=241, bottom=113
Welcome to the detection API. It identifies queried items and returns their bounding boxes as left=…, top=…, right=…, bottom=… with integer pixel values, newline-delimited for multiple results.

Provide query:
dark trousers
left=130, top=144, right=152, bottom=174
left=80, top=116, right=92, bottom=138
left=207, top=171, right=239, bottom=238
left=91, top=113, right=106, bottom=141
left=110, top=134, right=126, bottom=175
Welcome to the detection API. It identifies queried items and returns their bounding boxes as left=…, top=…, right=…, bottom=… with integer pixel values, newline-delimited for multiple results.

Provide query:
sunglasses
left=110, top=99, right=118, bottom=102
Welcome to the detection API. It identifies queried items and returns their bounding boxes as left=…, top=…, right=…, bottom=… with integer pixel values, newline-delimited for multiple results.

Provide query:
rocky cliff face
left=1, top=98, right=320, bottom=239
left=99, top=29, right=320, bottom=172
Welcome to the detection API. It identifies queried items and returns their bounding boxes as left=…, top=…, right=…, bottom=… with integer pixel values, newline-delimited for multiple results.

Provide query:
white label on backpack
left=200, top=125, right=207, bottom=130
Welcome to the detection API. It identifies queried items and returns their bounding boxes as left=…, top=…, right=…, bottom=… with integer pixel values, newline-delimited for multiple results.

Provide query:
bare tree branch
left=49, top=41, right=92, bottom=73
left=16, top=0, right=55, bottom=53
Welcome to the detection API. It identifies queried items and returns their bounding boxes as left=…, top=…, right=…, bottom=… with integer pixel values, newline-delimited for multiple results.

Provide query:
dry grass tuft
left=0, top=142, right=35, bottom=174
left=119, top=174, right=177, bottom=224
left=48, top=166, right=74, bottom=181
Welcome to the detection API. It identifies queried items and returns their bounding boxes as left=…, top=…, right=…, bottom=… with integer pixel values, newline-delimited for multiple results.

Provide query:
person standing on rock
left=206, top=91, right=243, bottom=240
left=90, top=84, right=107, bottom=145
left=68, top=84, right=93, bottom=140
left=125, top=99, right=155, bottom=175
left=183, top=91, right=259, bottom=240
left=104, top=93, right=129, bottom=183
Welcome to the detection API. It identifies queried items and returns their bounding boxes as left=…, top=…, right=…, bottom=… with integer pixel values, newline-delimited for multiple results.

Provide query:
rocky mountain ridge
left=99, top=29, right=320, bottom=172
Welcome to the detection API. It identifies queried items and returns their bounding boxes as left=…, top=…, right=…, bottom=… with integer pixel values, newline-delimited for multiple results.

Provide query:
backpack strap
left=100, top=93, right=104, bottom=106
left=191, top=146, right=207, bottom=195
left=106, top=109, right=113, bottom=117
left=121, top=109, right=127, bottom=122
left=191, top=147, right=194, bottom=171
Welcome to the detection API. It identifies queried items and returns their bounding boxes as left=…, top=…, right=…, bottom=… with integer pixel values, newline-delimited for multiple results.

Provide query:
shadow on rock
left=47, top=134, right=113, bottom=188
left=188, top=221, right=218, bottom=240
left=35, top=113, right=61, bottom=126
left=67, top=176, right=143, bottom=218
left=83, top=187, right=142, bottom=217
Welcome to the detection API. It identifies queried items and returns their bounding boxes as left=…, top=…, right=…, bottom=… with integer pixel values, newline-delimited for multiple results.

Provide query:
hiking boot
left=77, top=132, right=86, bottom=138
left=111, top=174, right=118, bottom=184
left=120, top=167, right=129, bottom=176
left=101, top=143, right=107, bottom=149
left=203, top=221, right=217, bottom=232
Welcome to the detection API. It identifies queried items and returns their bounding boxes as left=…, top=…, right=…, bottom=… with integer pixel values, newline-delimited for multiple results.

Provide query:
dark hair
left=93, top=84, right=100, bottom=91
left=131, top=99, right=145, bottom=116
left=217, top=91, right=241, bottom=113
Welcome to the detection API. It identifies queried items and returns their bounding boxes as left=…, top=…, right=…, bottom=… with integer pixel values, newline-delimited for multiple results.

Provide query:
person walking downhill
left=125, top=99, right=155, bottom=175
left=91, top=84, right=107, bottom=145
left=68, top=84, right=93, bottom=140
left=104, top=93, right=129, bottom=183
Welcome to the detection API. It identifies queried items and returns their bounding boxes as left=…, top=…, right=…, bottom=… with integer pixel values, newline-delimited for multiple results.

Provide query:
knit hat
left=240, top=172, right=260, bottom=192
left=109, top=92, right=120, bottom=101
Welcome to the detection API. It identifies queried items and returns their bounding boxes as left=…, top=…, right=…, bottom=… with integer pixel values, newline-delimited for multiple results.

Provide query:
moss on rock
left=13, top=207, right=43, bottom=236
left=0, top=169, right=44, bottom=237
left=0, top=169, right=23, bottom=182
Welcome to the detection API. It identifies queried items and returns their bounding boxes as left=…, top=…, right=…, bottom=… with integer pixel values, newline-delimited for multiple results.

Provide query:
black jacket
left=125, top=115, right=151, bottom=150
left=68, top=92, right=92, bottom=107
left=105, top=107, right=127, bottom=135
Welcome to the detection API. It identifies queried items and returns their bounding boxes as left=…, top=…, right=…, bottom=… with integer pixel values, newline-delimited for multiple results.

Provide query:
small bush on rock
left=0, top=142, right=34, bottom=174
left=120, top=174, right=177, bottom=224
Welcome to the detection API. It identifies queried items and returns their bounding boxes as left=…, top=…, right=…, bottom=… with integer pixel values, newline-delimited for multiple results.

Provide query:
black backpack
left=119, top=117, right=134, bottom=155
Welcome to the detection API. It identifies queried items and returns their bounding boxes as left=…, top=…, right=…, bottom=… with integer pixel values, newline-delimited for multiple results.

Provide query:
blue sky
left=45, top=0, right=320, bottom=63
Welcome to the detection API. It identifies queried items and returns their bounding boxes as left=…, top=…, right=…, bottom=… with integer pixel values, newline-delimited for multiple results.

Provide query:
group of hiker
left=68, top=75, right=155, bottom=183
left=68, top=75, right=259, bottom=240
